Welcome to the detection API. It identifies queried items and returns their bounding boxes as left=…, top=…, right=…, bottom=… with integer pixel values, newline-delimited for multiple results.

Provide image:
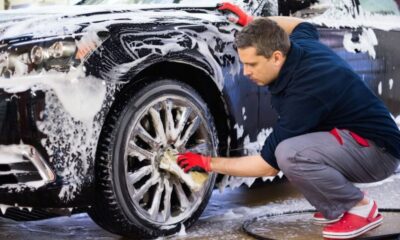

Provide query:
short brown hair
left=235, top=18, right=290, bottom=58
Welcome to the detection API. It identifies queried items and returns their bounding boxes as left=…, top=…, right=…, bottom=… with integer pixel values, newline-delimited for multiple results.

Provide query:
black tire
left=88, top=79, right=218, bottom=239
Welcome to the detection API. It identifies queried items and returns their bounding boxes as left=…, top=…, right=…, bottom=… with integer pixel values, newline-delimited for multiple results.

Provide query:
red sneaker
left=313, top=212, right=343, bottom=224
left=322, top=201, right=383, bottom=239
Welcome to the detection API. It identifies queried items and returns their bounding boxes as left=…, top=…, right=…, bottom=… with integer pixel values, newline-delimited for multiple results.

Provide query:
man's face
left=238, top=46, right=285, bottom=86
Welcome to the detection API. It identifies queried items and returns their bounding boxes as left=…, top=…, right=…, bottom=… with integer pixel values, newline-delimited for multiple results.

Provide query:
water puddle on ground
left=244, top=211, right=400, bottom=240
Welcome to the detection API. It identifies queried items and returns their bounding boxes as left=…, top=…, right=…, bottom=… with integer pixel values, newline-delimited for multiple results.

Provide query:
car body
left=0, top=0, right=399, bottom=238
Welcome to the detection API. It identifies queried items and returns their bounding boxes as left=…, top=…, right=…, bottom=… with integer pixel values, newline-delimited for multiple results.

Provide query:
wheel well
left=131, top=61, right=231, bottom=156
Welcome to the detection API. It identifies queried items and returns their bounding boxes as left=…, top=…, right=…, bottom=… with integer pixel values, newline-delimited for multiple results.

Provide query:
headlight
left=0, top=40, right=79, bottom=77
left=30, top=46, right=45, bottom=65
left=0, top=34, right=103, bottom=78
left=48, top=41, right=76, bottom=59
left=29, top=41, right=77, bottom=66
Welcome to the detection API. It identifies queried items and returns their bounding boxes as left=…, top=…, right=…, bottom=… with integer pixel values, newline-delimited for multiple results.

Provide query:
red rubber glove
left=177, top=152, right=211, bottom=173
left=217, top=2, right=253, bottom=26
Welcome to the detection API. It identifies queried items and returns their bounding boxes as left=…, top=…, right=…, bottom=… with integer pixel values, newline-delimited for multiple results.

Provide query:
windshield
left=76, top=0, right=220, bottom=4
left=3, top=0, right=222, bottom=9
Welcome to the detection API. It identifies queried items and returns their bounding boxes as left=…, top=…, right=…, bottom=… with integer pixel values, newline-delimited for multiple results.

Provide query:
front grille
left=0, top=162, right=42, bottom=184
left=0, top=207, right=63, bottom=221
left=0, top=144, right=55, bottom=187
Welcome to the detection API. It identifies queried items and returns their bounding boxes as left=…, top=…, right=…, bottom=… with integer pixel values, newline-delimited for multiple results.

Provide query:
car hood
left=0, top=4, right=222, bottom=41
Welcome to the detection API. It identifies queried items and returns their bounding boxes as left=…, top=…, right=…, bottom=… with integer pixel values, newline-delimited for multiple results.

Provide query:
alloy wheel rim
left=123, top=95, right=215, bottom=225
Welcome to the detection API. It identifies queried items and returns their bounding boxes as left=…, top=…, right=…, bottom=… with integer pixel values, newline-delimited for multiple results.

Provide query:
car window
left=359, top=0, right=400, bottom=15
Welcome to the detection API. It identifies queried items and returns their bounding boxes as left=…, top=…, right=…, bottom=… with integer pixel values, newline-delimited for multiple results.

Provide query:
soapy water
left=244, top=210, right=400, bottom=240
left=0, top=172, right=397, bottom=239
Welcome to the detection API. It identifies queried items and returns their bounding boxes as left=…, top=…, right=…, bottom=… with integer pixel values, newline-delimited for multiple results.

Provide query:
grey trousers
left=275, top=129, right=399, bottom=219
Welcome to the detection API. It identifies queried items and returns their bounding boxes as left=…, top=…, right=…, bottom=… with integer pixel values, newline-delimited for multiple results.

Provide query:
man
left=177, top=3, right=400, bottom=239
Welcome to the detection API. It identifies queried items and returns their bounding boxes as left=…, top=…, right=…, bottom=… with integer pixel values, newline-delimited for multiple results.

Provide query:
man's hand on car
left=217, top=2, right=253, bottom=26
left=177, top=152, right=212, bottom=173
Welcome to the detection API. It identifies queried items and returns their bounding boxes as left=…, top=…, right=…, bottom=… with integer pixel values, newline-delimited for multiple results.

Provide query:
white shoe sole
left=322, top=215, right=383, bottom=239
left=313, top=218, right=341, bottom=225
left=313, top=214, right=343, bottom=225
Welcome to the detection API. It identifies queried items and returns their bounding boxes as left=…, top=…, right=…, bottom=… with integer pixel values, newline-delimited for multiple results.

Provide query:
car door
left=317, top=0, right=400, bottom=123
left=223, top=66, right=261, bottom=155
left=358, top=0, right=400, bottom=119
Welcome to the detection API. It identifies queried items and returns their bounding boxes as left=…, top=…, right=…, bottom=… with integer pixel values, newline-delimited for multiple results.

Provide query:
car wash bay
left=0, top=173, right=399, bottom=240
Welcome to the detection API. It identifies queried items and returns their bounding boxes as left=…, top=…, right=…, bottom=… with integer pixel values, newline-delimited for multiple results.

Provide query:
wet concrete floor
left=0, top=174, right=399, bottom=240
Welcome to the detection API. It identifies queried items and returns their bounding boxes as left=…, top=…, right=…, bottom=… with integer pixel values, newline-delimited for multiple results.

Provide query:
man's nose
left=243, top=66, right=251, bottom=77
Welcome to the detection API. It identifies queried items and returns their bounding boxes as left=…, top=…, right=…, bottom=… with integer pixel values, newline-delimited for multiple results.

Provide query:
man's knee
left=275, top=138, right=298, bottom=173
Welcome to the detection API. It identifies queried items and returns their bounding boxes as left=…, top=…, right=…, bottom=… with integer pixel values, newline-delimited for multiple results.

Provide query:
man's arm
left=267, top=16, right=304, bottom=35
left=210, top=155, right=279, bottom=177
left=177, top=152, right=279, bottom=177
left=217, top=2, right=304, bottom=34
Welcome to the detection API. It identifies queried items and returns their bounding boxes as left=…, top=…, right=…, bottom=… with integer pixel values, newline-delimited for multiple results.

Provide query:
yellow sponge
left=159, top=149, right=209, bottom=192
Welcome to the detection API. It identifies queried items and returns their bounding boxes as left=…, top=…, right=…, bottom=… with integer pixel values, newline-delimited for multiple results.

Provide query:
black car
left=0, top=0, right=399, bottom=238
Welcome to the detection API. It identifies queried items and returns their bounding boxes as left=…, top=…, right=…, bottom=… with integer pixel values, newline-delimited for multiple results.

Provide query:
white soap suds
left=200, top=198, right=312, bottom=223
left=244, top=128, right=274, bottom=155
left=309, top=0, right=400, bottom=31
left=178, top=223, right=187, bottom=236
left=0, top=204, right=10, bottom=214
left=0, top=57, right=114, bottom=200
left=233, top=124, right=244, bottom=138
left=389, top=79, right=393, bottom=90
left=0, top=64, right=106, bottom=124
left=342, top=28, right=378, bottom=59
left=395, top=115, right=400, bottom=128
left=218, top=128, right=280, bottom=191
left=37, top=82, right=115, bottom=201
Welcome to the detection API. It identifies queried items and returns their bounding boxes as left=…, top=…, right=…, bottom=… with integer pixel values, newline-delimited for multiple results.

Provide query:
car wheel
left=88, top=79, right=218, bottom=238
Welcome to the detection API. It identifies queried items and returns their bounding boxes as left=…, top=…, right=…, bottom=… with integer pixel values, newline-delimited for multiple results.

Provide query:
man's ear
left=272, top=50, right=285, bottom=66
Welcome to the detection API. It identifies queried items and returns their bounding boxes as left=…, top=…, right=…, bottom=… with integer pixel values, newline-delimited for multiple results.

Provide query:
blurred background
left=0, top=0, right=76, bottom=9
left=0, top=0, right=185, bottom=9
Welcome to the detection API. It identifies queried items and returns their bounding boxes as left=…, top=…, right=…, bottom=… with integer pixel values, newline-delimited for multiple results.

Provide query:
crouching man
left=177, top=3, right=400, bottom=239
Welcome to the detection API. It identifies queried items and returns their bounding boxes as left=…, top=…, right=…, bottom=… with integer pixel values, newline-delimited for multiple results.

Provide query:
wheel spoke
left=149, top=107, right=168, bottom=146
left=128, top=165, right=152, bottom=185
left=136, top=124, right=160, bottom=149
left=164, top=100, right=177, bottom=141
left=162, top=179, right=173, bottom=222
left=176, top=116, right=201, bottom=148
left=148, top=180, right=164, bottom=219
left=173, top=180, right=190, bottom=209
left=128, top=140, right=155, bottom=161
left=175, top=106, right=192, bottom=141
left=133, top=175, right=159, bottom=202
